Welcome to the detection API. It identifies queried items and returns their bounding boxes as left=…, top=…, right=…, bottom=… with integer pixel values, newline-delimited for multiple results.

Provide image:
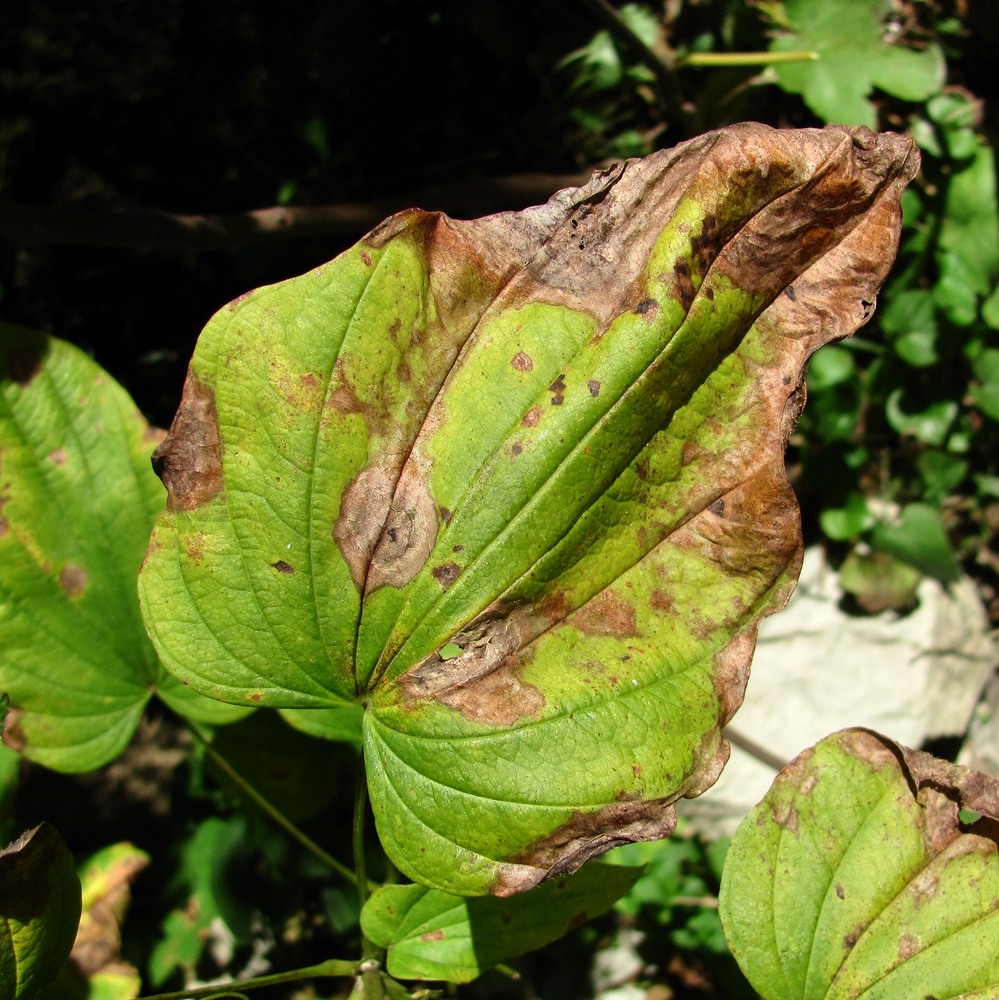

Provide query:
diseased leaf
left=0, top=823, right=82, bottom=1000
left=139, top=123, right=918, bottom=895
left=362, top=863, right=641, bottom=983
left=719, top=728, right=999, bottom=1000
left=0, top=326, right=248, bottom=772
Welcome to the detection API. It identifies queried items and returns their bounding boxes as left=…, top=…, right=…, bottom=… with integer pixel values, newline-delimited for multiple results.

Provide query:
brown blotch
left=361, top=251, right=373, bottom=267
left=572, top=590, right=639, bottom=638
left=60, top=564, right=88, bottom=596
left=511, top=351, right=534, bottom=372
left=432, top=562, right=461, bottom=588
left=511, top=442, right=523, bottom=457
left=439, top=506, right=452, bottom=524
left=2, top=708, right=26, bottom=751
left=271, top=560, right=295, bottom=574
left=587, top=379, right=600, bottom=397
left=492, top=797, right=678, bottom=896
left=436, top=658, right=545, bottom=727
left=708, top=498, right=725, bottom=517
left=420, top=930, right=445, bottom=942
left=649, top=589, right=675, bottom=614
left=333, top=466, right=394, bottom=590
left=634, top=299, right=657, bottom=316
left=549, top=373, right=566, bottom=406
left=152, top=370, right=224, bottom=512
left=836, top=884, right=845, bottom=900
left=366, top=471, right=439, bottom=592
left=521, top=405, right=543, bottom=428
left=784, top=284, right=797, bottom=301
left=843, top=925, right=864, bottom=950
left=48, top=448, right=68, bottom=465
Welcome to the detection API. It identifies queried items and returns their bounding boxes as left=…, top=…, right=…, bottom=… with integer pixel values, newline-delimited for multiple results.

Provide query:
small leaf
left=0, top=823, right=82, bottom=1000
left=884, top=388, right=956, bottom=446
left=720, top=728, right=999, bottom=1000
left=818, top=492, right=875, bottom=542
left=870, top=501, right=960, bottom=584
left=140, top=124, right=918, bottom=895
left=0, top=326, right=248, bottom=773
left=362, top=863, right=641, bottom=983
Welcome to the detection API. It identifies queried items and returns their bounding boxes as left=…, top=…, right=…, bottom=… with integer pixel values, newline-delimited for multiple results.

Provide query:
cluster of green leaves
left=559, top=0, right=999, bottom=603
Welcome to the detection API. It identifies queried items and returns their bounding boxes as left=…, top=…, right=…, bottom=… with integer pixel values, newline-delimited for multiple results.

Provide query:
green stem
left=188, top=724, right=360, bottom=888
left=677, top=50, right=819, bottom=67
left=133, top=958, right=358, bottom=1000
left=354, top=751, right=371, bottom=910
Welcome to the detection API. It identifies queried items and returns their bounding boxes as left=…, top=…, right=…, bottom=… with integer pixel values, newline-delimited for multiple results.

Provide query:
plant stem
left=188, top=724, right=360, bottom=888
left=677, top=50, right=818, bottom=67
left=354, top=751, right=371, bottom=910
left=133, top=958, right=358, bottom=1000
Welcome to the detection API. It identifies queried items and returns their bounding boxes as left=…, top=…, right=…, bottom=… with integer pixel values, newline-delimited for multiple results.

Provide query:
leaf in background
left=362, top=863, right=641, bottom=983
left=770, top=0, right=945, bottom=128
left=139, top=124, right=918, bottom=895
left=0, top=823, right=81, bottom=1000
left=870, top=501, right=960, bottom=584
left=40, top=843, right=148, bottom=1000
left=720, top=728, right=999, bottom=1000
left=0, top=326, right=248, bottom=773
left=884, top=387, right=957, bottom=446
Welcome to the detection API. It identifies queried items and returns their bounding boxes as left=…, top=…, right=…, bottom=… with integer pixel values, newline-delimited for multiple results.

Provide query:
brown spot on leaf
left=843, top=926, right=862, bottom=950
left=2, top=708, right=26, bottom=751
left=48, top=448, right=68, bottom=465
left=421, top=930, right=445, bottom=942
left=521, top=405, right=543, bottom=428
left=649, top=589, right=675, bottom=614
left=271, top=560, right=295, bottom=574
left=572, top=590, right=639, bottom=638
left=898, top=933, right=920, bottom=959
left=511, top=351, right=534, bottom=372
left=836, top=884, right=845, bottom=899
left=152, top=370, right=224, bottom=512
left=366, top=469, right=439, bottom=592
left=491, top=798, right=678, bottom=896
left=361, top=251, right=373, bottom=267
left=439, top=506, right=452, bottom=523
left=784, top=284, right=797, bottom=301
left=60, top=564, right=88, bottom=596
left=511, top=441, right=523, bottom=457
left=549, top=373, right=566, bottom=406
left=708, top=498, right=725, bottom=517
left=634, top=298, right=657, bottom=316
left=588, top=379, right=601, bottom=397
left=432, top=562, right=461, bottom=588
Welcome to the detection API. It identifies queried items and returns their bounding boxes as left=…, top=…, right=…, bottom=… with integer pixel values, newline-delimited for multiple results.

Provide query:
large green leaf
left=362, top=863, right=641, bottom=983
left=139, top=123, right=918, bottom=895
left=0, top=823, right=81, bottom=1000
left=0, top=327, right=247, bottom=772
left=719, top=728, right=999, bottom=1000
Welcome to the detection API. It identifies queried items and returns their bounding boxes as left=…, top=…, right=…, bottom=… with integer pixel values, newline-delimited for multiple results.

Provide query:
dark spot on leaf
left=59, top=564, right=88, bottom=596
left=704, top=286, right=714, bottom=300
left=249, top=692, right=263, bottom=702
left=522, top=405, right=542, bottom=428
left=271, top=560, right=295, bottom=574
left=571, top=218, right=578, bottom=229
left=511, top=442, right=523, bottom=457
left=453, top=544, right=463, bottom=552
left=2, top=708, right=26, bottom=751
left=650, top=589, right=674, bottom=613
left=439, top=506, right=452, bottom=523
left=708, top=498, right=725, bottom=516
left=432, top=562, right=461, bottom=588
left=153, top=370, right=224, bottom=512
left=387, top=528, right=398, bottom=542
left=48, top=448, right=68, bottom=465
left=511, top=351, right=534, bottom=372
left=843, top=926, right=863, bottom=949
left=634, top=298, right=656, bottom=315
left=578, top=240, right=585, bottom=250
left=420, top=930, right=445, bottom=941
left=784, top=285, right=797, bottom=301
left=836, top=884, right=845, bottom=899
left=588, top=379, right=600, bottom=397
left=5, top=347, right=43, bottom=386
left=361, top=251, right=373, bottom=267
left=550, top=373, right=566, bottom=406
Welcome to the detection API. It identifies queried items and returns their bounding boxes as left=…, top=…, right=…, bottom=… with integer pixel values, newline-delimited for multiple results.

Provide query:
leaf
left=40, top=843, right=148, bottom=1000
left=719, top=728, right=999, bottom=1000
left=770, top=0, right=945, bottom=128
left=869, top=501, right=960, bottom=584
left=139, top=123, right=918, bottom=895
left=361, top=863, right=641, bottom=983
left=0, top=326, right=248, bottom=773
left=0, top=823, right=82, bottom=1000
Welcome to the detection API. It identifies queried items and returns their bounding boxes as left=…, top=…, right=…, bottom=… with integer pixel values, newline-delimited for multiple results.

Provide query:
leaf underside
left=720, top=728, right=999, bottom=1000
left=139, top=123, right=918, bottom=895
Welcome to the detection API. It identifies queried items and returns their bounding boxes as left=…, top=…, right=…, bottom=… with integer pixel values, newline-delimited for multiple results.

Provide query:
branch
left=0, top=172, right=592, bottom=252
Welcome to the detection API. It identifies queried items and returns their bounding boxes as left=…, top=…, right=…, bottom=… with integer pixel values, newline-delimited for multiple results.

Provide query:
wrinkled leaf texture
left=139, top=123, right=918, bottom=895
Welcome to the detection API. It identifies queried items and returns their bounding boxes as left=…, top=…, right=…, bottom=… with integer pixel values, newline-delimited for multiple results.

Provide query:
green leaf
left=970, top=348, right=999, bottom=423
left=878, top=289, right=938, bottom=366
left=771, top=0, right=945, bottom=128
left=139, top=124, right=918, bottom=895
left=0, top=326, right=248, bottom=773
left=884, top=387, right=956, bottom=446
left=0, top=823, right=82, bottom=1000
left=362, top=863, right=641, bottom=983
left=720, top=728, right=999, bottom=1000
left=870, top=501, right=960, bottom=584
left=818, top=492, right=874, bottom=542
left=278, top=705, right=364, bottom=745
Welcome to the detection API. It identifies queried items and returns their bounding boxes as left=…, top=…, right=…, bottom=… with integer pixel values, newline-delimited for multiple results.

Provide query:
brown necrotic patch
left=432, top=562, right=461, bottom=588
left=271, top=560, right=295, bottom=574
left=511, top=351, right=534, bottom=372
left=549, top=374, right=566, bottom=406
left=59, top=564, right=88, bottom=596
left=571, top=590, right=639, bottom=638
left=152, top=370, right=224, bottom=512
left=521, top=405, right=543, bottom=428
left=588, top=380, right=601, bottom=397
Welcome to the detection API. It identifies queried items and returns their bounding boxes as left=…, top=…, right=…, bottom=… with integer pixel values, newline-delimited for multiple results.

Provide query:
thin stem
left=133, top=958, right=357, bottom=1000
left=677, top=50, right=818, bottom=67
left=354, top=752, right=371, bottom=911
left=724, top=725, right=787, bottom=772
left=188, top=724, right=359, bottom=888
